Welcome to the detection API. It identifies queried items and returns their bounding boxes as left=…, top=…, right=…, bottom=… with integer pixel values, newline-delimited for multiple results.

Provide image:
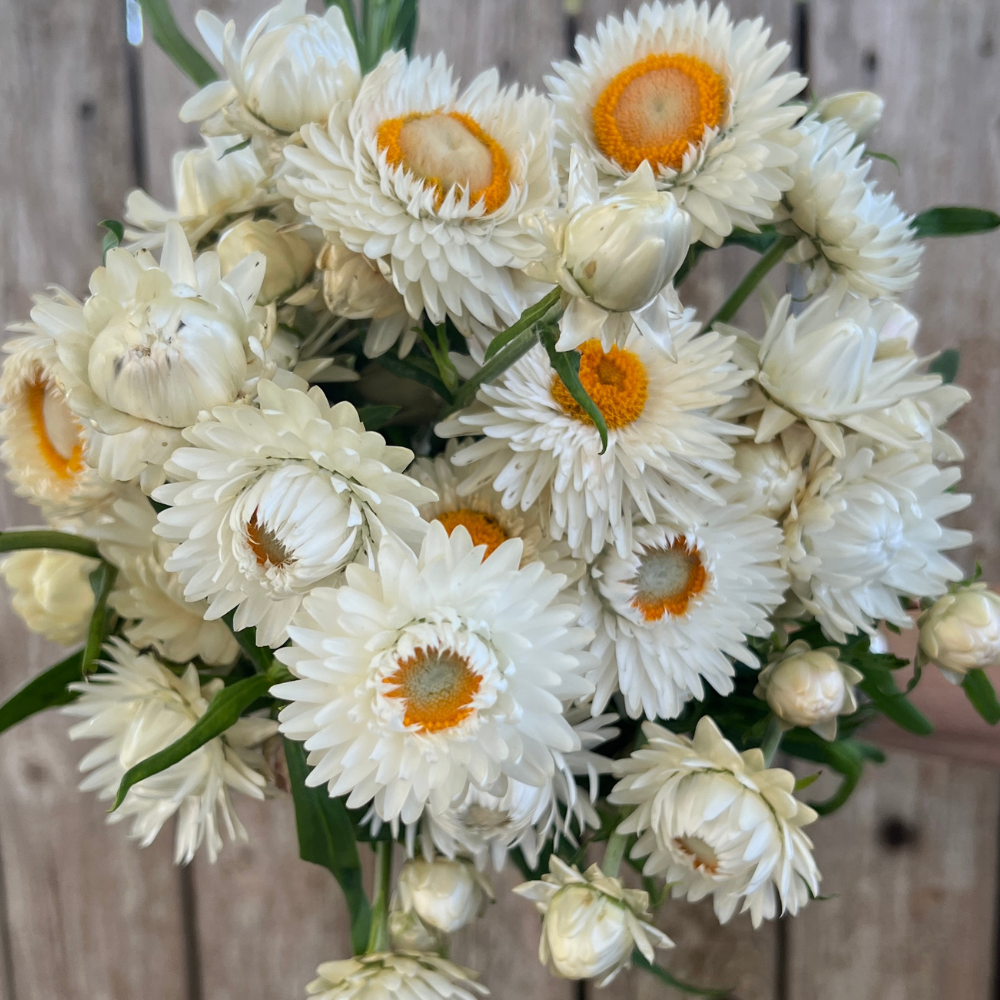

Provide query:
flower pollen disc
left=386, top=645, right=483, bottom=733
left=550, top=340, right=649, bottom=430
left=629, top=537, right=708, bottom=621
left=25, top=375, right=86, bottom=482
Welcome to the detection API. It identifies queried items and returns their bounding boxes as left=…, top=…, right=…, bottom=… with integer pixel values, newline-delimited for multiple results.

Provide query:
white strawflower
left=217, top=219, right=316, bottom=305
left=0, top=548, right=98, bottom=645
left=918, top=584, right=1000, bottom=683
left=780, top=116, right=922, bottom=298
left=64, top=638, right=277, bottom=864
left=583, top=503, right=787, bottom=720
left=611, top=717, right=821, bottom=927
left=719, top=428, right=811, bottom=519
left=272, top=522, right=595, bottom=825
left=282, top=50, right=558, bottom=344
left=180, top=0, right=361, bottom=139
left=754, top=640, right=862, bottom=739
left=154, top=380, right=434, bottom=647
left=514, top=857, right=672, bottom=985
left=124, top=136, right=272, bottom=250
left=815, top=91, right=885, bottom=142
left=438, top=318, right=748, bottom=560
left=396, top=858, right=493, bottom=934
left=0, top=327, right=113, bottom=516
left=734, top=281, right=940, bottom=459
left=782, top=437, right=971, bottom=642
left=306, top=954, right=487, bottom=1000
left=547, top=1, right=805, bottom=247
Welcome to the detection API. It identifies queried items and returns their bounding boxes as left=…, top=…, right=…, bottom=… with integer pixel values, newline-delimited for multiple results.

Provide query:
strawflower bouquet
left=2, top=0, right=1000, bottom=994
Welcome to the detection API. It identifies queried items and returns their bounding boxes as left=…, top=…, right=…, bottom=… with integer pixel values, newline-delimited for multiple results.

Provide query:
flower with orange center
left=436, top=510, right=509, bottom=558
left=551, top=340, right=649, bottom=431
left=628, top=537, right=708, bottom=621
left=385, top=646, right=483, bottom=734
left=592, top=53, right=727, bottom=175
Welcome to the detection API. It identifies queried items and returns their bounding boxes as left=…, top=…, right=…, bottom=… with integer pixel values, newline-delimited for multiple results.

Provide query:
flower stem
left=602, top=830, right=628, bottom=879
left=0, top=530, right=101, bottom=560
left=366, top=840, right=393, bottom=954
left=707, top=233, right=797, bottom=328
left=761, top=715, right=784, bottom=767
left=481, top=287, right=563, bottom=363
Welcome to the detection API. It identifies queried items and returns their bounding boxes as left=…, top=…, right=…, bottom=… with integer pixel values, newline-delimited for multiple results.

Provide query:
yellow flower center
left=25, top=376, right=85, bottom=482
left=593, top=52, right=728, bottom=173
left=436, top=509, right=510, bottom=557
left=246, top=509, right=293, bottom=569
left=385, top=645, right=482, bottom=734
left=674, top=835, right=721, bottom=875
left=376, top=111, right=512, bottom=214
left=551, top=341, right=649, bottom=430
left=628, top=537, right=708, bottom=621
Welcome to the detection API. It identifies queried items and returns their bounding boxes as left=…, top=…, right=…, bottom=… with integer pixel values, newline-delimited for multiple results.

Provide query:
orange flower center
left=628, top=536, right=708, bottom=621
left=385, top=645, right=482, bottom=734
left=246, top=509, right=293, bottom=569
left=674, top=835, right=720, bottom=875
left=376, top=111, right=512, bottom=214
left=593, top=52, right=728, bottom=174
left=551, top=340, right=649, bottom=430
left=25, top=376, right=85, bottom=482
left=436, top=509, right=510, bottom=557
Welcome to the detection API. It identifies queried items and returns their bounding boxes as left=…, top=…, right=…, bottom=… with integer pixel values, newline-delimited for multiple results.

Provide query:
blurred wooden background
left=1, top=0, right=999, bottom=997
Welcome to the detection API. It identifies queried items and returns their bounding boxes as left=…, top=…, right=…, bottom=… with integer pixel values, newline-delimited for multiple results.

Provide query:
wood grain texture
left=787, top=755, right=1000, bottom=1000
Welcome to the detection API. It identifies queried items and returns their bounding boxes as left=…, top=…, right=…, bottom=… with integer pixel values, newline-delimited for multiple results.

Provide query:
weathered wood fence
left=1, top=0, right=999, bottom=997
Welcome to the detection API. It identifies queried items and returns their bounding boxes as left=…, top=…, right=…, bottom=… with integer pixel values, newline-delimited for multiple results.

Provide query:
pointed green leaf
left=482, top=287, right=562, bottom=362
left=219, top=138, right=252, bottom=159
left=284, top=738, right=371, bottom=954
left=446, top=325, right=541, bottom=414
left=795, top=771, right=822, bottom=791
left=857, top=666, right=933, bottom=735
left=82, top=562, right=117, bottom=678
left=540, top=328, right=609, bottom=453
left=0, top=651, right=84, bottom=737
left=632, top=951, right=729, bottom=997
left=865, top=150, right=901, bottom=173
left=912, top=207, right=1000, bottom=238
left=962, top=669, right=1000, bottom=725
left=138, top=0, right=218, bottom=88
left=99, top=220, right=124, bottom=263
left=0, top=529, right=100, bottom=559
left=929, top=349, right=960, bottom=385
left=357, top=404, right=401, bottom=430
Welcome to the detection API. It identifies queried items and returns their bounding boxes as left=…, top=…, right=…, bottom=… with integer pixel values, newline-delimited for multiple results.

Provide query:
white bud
left=319, top=243, right=406, bottom=320
left=755, top=640, right=862, bottom=740
left=1, top=549, right=99, bottom=645
left=396, top=858, right=492, bottom=934
left=387, top=910, right=447, bottom=954
left=816, top=91, right=885, bottom=143
left=217, top=220, right=315, bottom=305
left=542, top=884, right=634, bottom=981
left=724, top=441, right=803, bottom=518
left=919, top=584, right=1000, bottom=680
left=563, top=191, right=690, bottom=313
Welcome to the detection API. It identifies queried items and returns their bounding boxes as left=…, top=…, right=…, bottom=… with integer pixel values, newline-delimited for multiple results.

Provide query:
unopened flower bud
left=563, top=191, right=690, bottom=313
left=217, top=219, right=314, bottom=305
left=816, top=91, right=885, bottom=143
left=755, top=640, right=862, bottom=740
left=318, top=243, right=406, bottom=320
left=918, top=583, right=1000, bottom=682
left=387, top=909, right=447, bottom=954
left=396, top=858, right=492, bottom=934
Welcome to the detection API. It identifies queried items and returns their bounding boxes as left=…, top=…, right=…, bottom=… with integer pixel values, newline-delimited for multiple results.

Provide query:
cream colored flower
left=718, top=428, right=811, bottom=519
left=514, top=857, right=672, bottom=985
left=815, top=91, right=885, bottom=142
left=918, top=584, right=1000, bottom=683
left=0, top=548, right=98, bottom=645
left=388, top=911, right=448, bottom=955
left=217, top=218, right=316, bottom=304
left=306, top=953, right=487, bottom=1000
left=396, top=858, right=493, bottom=934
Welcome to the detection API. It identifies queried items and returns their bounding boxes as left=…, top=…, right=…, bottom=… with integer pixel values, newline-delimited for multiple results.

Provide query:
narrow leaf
left=446, top=325, right=540, bottom=414
left=0, top=529, right=101, bottom=560
left=795, top=771, right=822, bottom=791
left=111, top=673, right=272, bottom=811
left=857, top=668, right=933, bottom=735
left=632, top=951, right=729, bottom=998
left=284, top=738, right=371, bottom=953
left=219, top=138, right=252, bottom=159
left=99, top=220, right=124, bottom=263
left=483, top=287, right=562, bottom=362
left=912, top=206, right=1000, bottom=238
left=82, top=563, right=117, bottom=678
left=138, top=0, right=218, bottom=88
left=929, top=348, right=960, bottom=385
left=962, top=669, right=1000, bottom=725
left=865, top=150, right=901, bottom=173
left=0, top=651, right=84, bottom=737
left=540, top=329, right=609, bottom=453
left=357, top=404, right=400, bottom=430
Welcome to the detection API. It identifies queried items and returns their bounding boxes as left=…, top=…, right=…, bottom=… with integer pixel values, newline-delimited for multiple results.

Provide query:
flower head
left=918, top=584, right=1000, bottom=682
left=306, top=953, right=487, bottom=1000
left=815, top=91, right=885, bottom=142
left=396, top=858, right=493, bottom=934
left=216, top=219, right=316, bottom=305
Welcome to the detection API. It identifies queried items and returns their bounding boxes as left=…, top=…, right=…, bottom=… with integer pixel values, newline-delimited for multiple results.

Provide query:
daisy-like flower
left=272, top=522, right=594, bottom=825
left=180, top=0, right=361, bottom=143
left=514, top=857, right=673, bottom=985
left=283, top=50, right=558, bottom=345
left=306, top=953, right=487, bottom=1000
left=780, top=115, right=923, bottom=298
left=782, top=436, right=971, bottom=642
left=64, top=638, right=277, bottom=864
left=38, top=223, right=271, bottom=492
left=731, top=281, right=941, bottom=458
left=547, top=1, right=806, bottom=247
left=438, top=317, right=748, bottom=559
left=611, top=717, right=821, bottom=926
left=0, top=326, right=114, bottom=516
left=154, top=380, right=434, bottom=648
left=583, top=502, right=787, bottom=720
left=423, top=710, right=618, bottom=871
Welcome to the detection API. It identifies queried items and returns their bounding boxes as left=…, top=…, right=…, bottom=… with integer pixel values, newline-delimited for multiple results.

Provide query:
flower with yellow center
left=547, top=1, right=806, bottom=247
left=282, top=50, right=558, bottom=347
left=438, top=315, right=749, bottom=560
left=583, top=503, right=786, bottom=721
left=272, top=521, right=595, bottom=825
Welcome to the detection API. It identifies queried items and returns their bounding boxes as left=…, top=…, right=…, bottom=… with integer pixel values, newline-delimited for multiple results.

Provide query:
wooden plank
left=786, top=755, right=1000, bottom=1000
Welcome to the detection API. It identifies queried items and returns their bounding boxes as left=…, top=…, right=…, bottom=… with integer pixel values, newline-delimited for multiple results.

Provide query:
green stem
left=761, top=715, right=784, bottom=767
left=366, top=841, right=393, bottom=954
left=707, top=233, right=797, bottom=328
left=482, top=287, right=562, bottom=362
left=82, top=564, right=118, bottom=677
left=602, top=830, right=628, bottom=878
left=0, top=530, right=101, bottom=560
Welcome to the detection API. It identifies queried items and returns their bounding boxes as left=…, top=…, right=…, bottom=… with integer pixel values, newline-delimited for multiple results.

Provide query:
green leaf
left=99, top=220, right=124, bottom=263
left=912, top=206, right=1000, bottom=238
left=865, top=150, right=901, bottom=173
left=782, top=731, right=885, bottom=814
left=632, top=951, right=729, bottom=998
left=82, top=562, right=118, bottom=678
left=111, top=673, right=273, bottom=811
left=284, top=738, right=371, bottom=953
left=446, top=325, right=541, bottom=414
left=376, top=352, right=451, bottom=402
left=0, top=651, right=84, bottom=737
left=219, top=138, right=252, bottom=159
left=221, top=611, right=275, bottom=675
left=0, top=529, right=101, bottom=560
left=138, top=0, right=219, bottom=88
left=795, top=771, right=822, bottom=791
left=929, top=348, right=960, bottom=385
left=482, top=287, right=562, bottom=363
left=722, top=227, right=780, bottom=254
left=962, top=669, right=1000, bottom=725
left=540, top=328, right=609, bottom=453
left=357, top=404, right=401, bottom=430
left=856, top=663, right=933, bottom=736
